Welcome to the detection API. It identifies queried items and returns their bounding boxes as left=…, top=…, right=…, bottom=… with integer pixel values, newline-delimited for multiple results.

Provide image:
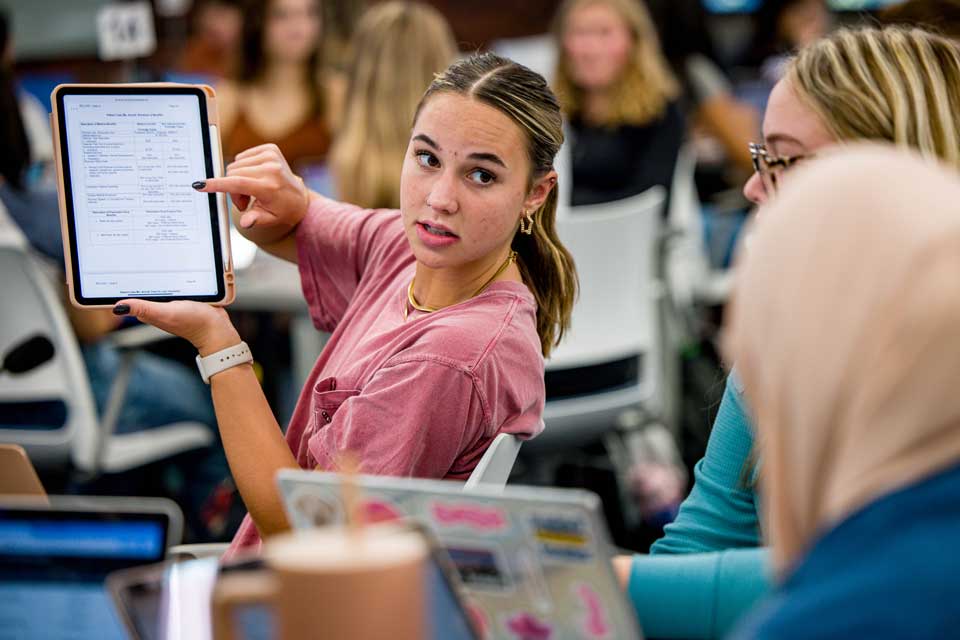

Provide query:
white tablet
left=51, top=84, right=235, bottom=307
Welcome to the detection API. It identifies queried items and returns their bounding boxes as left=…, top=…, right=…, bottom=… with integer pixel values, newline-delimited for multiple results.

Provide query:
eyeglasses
left=749, top=143, right=807, bottom=196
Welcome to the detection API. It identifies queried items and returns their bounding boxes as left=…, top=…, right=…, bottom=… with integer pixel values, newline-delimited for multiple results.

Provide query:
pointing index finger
left=194, top=176, right=271, bottom=200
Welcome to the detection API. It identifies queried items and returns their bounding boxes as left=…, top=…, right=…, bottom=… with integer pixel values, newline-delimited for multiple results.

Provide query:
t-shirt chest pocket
left=311, top=377, right=360, bottom=431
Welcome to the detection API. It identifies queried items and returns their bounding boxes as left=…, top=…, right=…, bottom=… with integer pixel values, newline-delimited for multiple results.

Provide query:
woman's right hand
left=197, top=143, right=311, bottom=244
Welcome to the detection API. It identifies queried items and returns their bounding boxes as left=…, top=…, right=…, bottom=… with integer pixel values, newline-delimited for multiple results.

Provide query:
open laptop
left=0, top=444, right=47, bottom=502
left=0, top=495, right=181, bottom=639
left=107, top=520, right=480, bottom=640
left=277, top=470, right=644, bottom=640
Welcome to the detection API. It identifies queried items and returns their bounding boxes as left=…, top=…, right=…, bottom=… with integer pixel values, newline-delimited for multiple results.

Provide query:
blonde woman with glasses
left=613, top=26, right=960, bottom=639
left=728, top=146, right=960, bottom=639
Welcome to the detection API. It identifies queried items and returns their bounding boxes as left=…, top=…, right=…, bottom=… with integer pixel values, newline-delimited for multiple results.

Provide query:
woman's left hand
left=114, top=299, right=242, bottom=356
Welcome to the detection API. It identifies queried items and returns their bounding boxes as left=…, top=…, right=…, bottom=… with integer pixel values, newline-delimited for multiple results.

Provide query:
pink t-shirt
left=227, top=197, right=544, bottom=554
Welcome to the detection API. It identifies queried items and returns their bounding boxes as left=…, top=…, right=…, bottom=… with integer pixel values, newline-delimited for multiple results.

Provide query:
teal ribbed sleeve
left=628, top=549, right=770, bottom=639
left=624, top=376, right=772, bottom=638
left=653, top=375, right=761, bottom=553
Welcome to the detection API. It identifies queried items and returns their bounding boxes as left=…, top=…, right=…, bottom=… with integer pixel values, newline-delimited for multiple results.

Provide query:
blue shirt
left=732, top=462, right=960, bottom=639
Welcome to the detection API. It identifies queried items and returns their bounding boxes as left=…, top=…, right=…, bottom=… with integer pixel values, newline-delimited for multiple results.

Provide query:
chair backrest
left=489, top=34, right=557, bottom=83
left=463, top=432, right=523, bottom=490
left=0, top=210, right=98, bottom=469
left=548, top=186, right=667, bottom=371
left=665, top=143, right=710, bottom=309
left=554, top=125, right=573, bottom=217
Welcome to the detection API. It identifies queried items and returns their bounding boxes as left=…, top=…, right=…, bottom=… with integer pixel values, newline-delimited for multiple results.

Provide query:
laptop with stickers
left=276, top=470, right=644, bottom=640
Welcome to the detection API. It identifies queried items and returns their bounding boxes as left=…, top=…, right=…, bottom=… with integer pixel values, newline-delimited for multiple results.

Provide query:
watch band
left=195, top=341, right=253, bottom=384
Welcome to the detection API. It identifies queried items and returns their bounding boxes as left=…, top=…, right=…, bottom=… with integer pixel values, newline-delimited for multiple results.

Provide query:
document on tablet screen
left=62, top=93, right=219, bottom=298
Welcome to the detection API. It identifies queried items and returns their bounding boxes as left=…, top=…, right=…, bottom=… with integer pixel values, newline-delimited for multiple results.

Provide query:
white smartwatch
left=195, top=342, right=253, bottom=384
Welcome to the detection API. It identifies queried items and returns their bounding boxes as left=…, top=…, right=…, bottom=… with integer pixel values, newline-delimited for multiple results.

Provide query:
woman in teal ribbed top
left=617, top=26, right=960, bottom=639
left=629, top=375, right=771, bottom=639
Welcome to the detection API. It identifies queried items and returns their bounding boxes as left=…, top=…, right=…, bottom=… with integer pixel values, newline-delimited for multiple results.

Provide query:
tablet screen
left=57, top=88, right=225, bottom=304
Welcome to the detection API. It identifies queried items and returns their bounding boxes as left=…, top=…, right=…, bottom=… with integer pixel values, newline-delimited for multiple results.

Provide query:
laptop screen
left=0, top=504, right=170, bottom=639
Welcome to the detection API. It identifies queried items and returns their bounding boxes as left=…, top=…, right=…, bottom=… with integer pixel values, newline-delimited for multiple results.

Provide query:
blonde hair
left=415, top=53, right=578, bottom=357
left=741, top=26, right=960, bottom=489
left=788, top=26, right=960, bottom=169
left=552, top=0, right=679, bottom=127
left=330, top=2, right=456, bottom=209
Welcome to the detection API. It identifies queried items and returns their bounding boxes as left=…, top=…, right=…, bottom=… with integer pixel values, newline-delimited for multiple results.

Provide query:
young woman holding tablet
left=115, top=53, right=577, bottom=554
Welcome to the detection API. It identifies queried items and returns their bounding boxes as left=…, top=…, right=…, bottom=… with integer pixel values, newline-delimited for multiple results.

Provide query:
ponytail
left=513, top=182, right=577, bottom=357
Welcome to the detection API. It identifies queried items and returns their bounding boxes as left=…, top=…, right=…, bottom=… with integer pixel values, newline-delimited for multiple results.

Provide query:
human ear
left=522, top=169, right=558, bottom=214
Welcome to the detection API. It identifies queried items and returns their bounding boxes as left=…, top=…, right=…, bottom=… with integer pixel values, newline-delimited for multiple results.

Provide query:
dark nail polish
left=191, top=180, right=206, bottom=190
left=113, top=304, right=130, bottom=316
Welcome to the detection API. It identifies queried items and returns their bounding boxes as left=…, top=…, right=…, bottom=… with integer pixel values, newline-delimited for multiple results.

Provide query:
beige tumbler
left=213, top=525, right=427, bottom=640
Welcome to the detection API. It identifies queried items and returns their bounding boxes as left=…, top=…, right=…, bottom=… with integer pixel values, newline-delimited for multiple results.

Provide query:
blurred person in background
left=320, top=0, right=371, bottom=75
left=178, top=0, right=243, bottom=80
left=613, top=26, right=960, bottom=639
left=329, top=1, right=457, bottom=209
left=317, top=0, right=371, bottom=137
left=728, top=145, right=960, bottom=640
left=0, top=11, right=51, bottom=187
left=550, top=0, right=689, bottom=548
left=553, top=0, right=685, bottom=207
left=218, top=0, right=330, bottom=170
left=746, top=0, right=832, bottom=82
left=0, top=11, right=236, bottom=542
left=879, top=0, right=960, bottom=38
left=649, top=0, right=759, bottom=176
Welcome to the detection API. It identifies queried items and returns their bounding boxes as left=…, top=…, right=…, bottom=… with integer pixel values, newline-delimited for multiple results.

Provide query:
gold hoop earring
left=519, top=211, right=535, bottom=235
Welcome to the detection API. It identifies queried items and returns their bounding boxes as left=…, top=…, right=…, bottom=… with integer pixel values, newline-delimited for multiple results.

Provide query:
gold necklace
left=405, top=250, right=517, bottom=318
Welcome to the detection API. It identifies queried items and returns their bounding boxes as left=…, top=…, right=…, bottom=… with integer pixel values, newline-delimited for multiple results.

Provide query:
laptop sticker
left=359, top=497, right=403, bottom=524
left=444, top=543, right=513, bottom=592
left=528, top=511, right=593, bottom=563
left=575, top=583, right=612, bottom=639
left=503, top=611, right=554, bottom=640
left=289, top=490, right=340, bottom=528
left=431, top=501, right=509, bottom=533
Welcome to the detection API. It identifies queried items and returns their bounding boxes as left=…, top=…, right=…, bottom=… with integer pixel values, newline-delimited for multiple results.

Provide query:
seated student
left=613, top=26, right=960, bottom=639
left=552, top=0, right=685, bottom=207
left=217, top=0, right=330, bottom=168
left=328, top=1, right=457, bottom=209
left=744, top=0, right=831, bottom=82
left=880, top=0, right=960, bottom=38
left=116, top=53, right=578, bottom=555
left=727, top=145, right=960, bottom=639
left=178, top=0, right=243, bottom=80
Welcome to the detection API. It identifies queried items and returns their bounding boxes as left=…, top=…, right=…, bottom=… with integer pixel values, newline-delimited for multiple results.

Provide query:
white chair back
left=665, top=143, right=711, bottom=309
left=489, top=34, right=557, bottom=82
left=464, top=432, right=523, bottom=490
left=0, top=220, right=97, bottom=468
left=533, top=186, right=667, bottom=449
left=0, top=202, right=211, bottom=474
left=550, top=186, right=666, bottom=369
